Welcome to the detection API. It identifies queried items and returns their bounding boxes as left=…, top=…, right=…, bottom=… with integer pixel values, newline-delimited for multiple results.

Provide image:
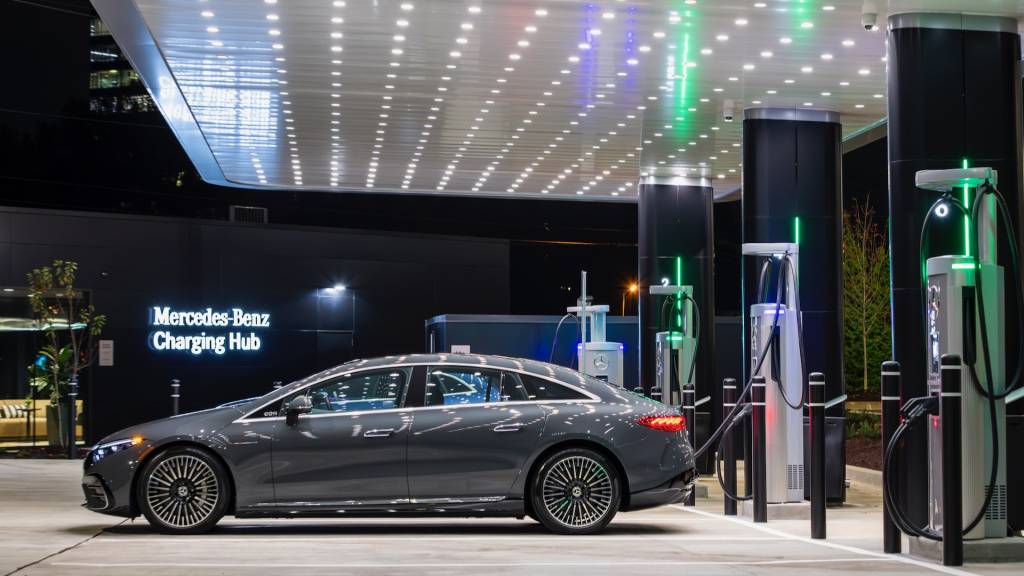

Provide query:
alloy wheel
left=541, top=454, right=614, bottom=529
left=145, top=454, right=221, bottom=529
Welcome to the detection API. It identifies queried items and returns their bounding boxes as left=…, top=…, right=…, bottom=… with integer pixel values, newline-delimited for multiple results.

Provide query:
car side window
left=287, top=368, right=410, bottom=414
left=517, top=374, right=588, bottom=400
left=425, top=367, right=517, bottom=406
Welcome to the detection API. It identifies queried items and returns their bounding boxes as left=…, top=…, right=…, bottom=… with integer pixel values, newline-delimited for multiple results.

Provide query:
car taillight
left=637, top=414, right=687, bottom=433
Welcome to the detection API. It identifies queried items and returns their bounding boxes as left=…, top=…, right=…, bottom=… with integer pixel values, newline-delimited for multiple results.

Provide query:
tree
left=26, top=260, right=106, bottom=405
left=843, top=198, right=892, bottom=395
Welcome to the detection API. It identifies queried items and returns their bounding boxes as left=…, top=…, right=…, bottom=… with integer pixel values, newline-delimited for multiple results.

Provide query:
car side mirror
left=284, top=395, right=313, bottom=426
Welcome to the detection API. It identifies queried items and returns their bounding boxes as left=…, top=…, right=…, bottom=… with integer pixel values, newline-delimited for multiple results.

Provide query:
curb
left=846, top=464, right=882, bottom=489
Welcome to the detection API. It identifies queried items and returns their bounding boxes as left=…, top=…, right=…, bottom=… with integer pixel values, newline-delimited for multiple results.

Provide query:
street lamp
left=621, top=282, right=639, bottom=315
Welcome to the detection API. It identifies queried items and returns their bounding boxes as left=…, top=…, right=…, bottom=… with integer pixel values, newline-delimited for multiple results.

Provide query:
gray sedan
left=82, top=354, right=696, bottom=535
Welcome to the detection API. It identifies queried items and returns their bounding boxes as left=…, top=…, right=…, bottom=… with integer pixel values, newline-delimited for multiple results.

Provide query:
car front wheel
left=530, top=447, right=621, bottom=534
left=136, top=446, right=230, bottom=534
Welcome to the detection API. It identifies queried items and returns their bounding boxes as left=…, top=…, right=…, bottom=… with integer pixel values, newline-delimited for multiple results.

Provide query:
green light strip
left=675, top=256, right=683, bottom=329
left=793, top=216, right=801, bottom=244
left=962, top=157, right=971, bottom=257
left=952, top=262, right=977, bottom=270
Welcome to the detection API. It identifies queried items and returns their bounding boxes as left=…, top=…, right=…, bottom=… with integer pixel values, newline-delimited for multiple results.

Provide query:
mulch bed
left=846, top=436, right=882, bottom=470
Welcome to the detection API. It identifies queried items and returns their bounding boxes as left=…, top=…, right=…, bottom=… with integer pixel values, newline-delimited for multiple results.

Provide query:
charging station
left=883, top=167, right=1024, bottom=564
left=745, top=243, right=805, bottom=504
left=650, top=283, right=696, bottom=405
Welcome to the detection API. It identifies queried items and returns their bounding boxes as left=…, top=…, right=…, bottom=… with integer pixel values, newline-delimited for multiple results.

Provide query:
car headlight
left=89, top=436, right=143, bottom=463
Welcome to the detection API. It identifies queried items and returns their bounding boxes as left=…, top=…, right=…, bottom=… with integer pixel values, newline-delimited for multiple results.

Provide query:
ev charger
left=744, top=242, right=805, bottom=504
left=574, top=308, right=624, bottom=386
left=918, top=168, right=1008, bottom=540
left=569, top=271, right=624, bottom=386
left=651, top=284, right=696, bottom=405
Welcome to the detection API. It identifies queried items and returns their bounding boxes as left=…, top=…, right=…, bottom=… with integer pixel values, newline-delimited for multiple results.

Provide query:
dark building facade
left=0, top=207, right=509, bottom=443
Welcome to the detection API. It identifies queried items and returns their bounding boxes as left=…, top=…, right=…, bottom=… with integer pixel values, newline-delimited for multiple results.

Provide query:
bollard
left=940, top=355, right=963, bottom=567
left=171, top=379, right=180, bottom=416
left=682, top=383, right=696, bottom=506
left=650, top=390, right=663, bottom=403
left=751, top=375, right=768, bottom=523
left=67, top=374, right=79, bottom=460
left=743, top=385, right=753, bottom=504
left=722, top=377, right=738, bottom=516
left=880, top=361, right=902, bottom=553
left=633, top=386, right=645, bottom=397
left=809, top=372, right=826, bottom=539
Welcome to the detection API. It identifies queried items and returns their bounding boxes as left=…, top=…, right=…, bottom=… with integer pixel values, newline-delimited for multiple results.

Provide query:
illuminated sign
left=149, top=307, right=270, bottom=356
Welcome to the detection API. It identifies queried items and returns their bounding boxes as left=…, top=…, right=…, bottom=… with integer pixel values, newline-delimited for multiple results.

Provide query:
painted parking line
left=83, top=535, right=789, bottom=544
left=671, top=505, right=982, bottom=576
left=49, top=558, right=901, bottom=569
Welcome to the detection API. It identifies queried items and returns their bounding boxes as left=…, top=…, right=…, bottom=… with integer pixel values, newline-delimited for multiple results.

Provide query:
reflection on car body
left=81, top=354, right=696, bottom=535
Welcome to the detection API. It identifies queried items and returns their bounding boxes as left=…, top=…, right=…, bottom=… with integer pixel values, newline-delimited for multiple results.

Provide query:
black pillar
left=886, top=12, right=1022, bottom=527
left=638, top=181, right=715, bottom=424
left=741, top=108, right=843, bottom=407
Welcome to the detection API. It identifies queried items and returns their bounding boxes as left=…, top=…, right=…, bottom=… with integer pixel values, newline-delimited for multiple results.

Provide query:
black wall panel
left=0, top=207, right=509, bottom=442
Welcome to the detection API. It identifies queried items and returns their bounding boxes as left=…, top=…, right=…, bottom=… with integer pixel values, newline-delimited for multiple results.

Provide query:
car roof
left=289, top=353, right=594, bottom=391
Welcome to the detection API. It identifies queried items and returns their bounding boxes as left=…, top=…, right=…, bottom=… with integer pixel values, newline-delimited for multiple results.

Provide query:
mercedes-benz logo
left=593, top=353, right=608, bottom=371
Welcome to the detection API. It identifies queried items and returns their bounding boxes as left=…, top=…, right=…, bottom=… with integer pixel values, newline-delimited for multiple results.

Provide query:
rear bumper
left=624, top=467, right=697, bottom=511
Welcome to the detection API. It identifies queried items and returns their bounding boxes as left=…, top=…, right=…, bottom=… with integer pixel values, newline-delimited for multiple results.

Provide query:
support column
left=741, top=108, right=843, bottom=412
left=886, top=12, right=1022, bottom=528
left=638, top=179, right=715, bottom=446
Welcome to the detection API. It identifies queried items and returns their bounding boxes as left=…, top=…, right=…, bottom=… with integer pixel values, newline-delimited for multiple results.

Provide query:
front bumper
left=624, top=467, right=697, bottom=511
left=81, top=443, right=148, bottom=518
left=81, top=474, right=113, bottom=511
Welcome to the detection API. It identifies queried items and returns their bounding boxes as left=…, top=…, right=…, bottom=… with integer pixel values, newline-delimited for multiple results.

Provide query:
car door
left=270, top=367, right=414, bottom=508
left=407, top=366, right=546, bottom=501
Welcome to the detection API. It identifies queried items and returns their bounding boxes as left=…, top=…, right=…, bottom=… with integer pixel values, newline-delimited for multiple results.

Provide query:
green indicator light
left=674, top=256, right=683, bottom=329
left=952, top=263, right=977, bottom=270
left=793, top=216, right=801, bottom=244
left=962, top=157, right=971, bottom=257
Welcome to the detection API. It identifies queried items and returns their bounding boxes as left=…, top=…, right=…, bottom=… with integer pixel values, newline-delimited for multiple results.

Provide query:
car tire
left=530, top=447, right=621, bottom=534
left=136, top=445, right=231, bottom=534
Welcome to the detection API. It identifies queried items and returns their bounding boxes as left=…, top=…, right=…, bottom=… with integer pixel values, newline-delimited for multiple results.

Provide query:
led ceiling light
left=108, top=0, right=887, bottom=196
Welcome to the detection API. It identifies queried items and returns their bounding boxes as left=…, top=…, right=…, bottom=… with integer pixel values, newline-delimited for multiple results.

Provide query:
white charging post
left=568, top=271, right=624, bottom=386
left=917, top=167, right=1007, bottom=540
left=742, top=242, right=805, bottom=504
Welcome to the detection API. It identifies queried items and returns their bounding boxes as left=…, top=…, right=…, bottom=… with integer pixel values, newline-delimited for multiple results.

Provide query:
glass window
left=90, top=18, right=111, bottom=36
left=290, top=369, right=409, bottom=414
left=426, top=367, right=513, bottom=406
left=89, top=70, right=140, bottom=90
left=517, top=374, right=588, bottom=400
left=89, top=46, right=122, bottom=63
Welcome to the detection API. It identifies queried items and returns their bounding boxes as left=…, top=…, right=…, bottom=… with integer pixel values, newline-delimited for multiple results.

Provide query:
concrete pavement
left=2, top=459, right=1021, bottom=576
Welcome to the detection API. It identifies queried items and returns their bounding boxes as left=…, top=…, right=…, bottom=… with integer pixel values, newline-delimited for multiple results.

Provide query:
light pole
left=621, top=282, right=638, bottom=315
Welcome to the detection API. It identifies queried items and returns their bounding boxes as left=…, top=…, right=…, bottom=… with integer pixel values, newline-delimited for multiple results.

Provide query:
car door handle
left=363, top=428, right=395, bottom=438
left=493, top=423, right=524, bottom=433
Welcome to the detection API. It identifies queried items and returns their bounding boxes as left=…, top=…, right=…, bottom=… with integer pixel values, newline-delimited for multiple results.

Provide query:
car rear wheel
left=136, top=446, right=230, bottom=534
left=530, top=447, right=621, bottom=534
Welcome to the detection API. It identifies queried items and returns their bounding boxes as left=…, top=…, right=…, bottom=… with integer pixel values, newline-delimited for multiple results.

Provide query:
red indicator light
left=637, top=414, right=687, bottom=433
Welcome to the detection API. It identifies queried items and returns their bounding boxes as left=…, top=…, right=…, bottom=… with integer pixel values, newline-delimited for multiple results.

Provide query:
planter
left=44, top=402, right=70, bottom=448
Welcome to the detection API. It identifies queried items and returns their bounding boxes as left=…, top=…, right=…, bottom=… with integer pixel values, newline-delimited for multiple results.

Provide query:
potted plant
left=26, top=260, right=105, bottom=448
left=25, top=355, right=55, bottom=443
